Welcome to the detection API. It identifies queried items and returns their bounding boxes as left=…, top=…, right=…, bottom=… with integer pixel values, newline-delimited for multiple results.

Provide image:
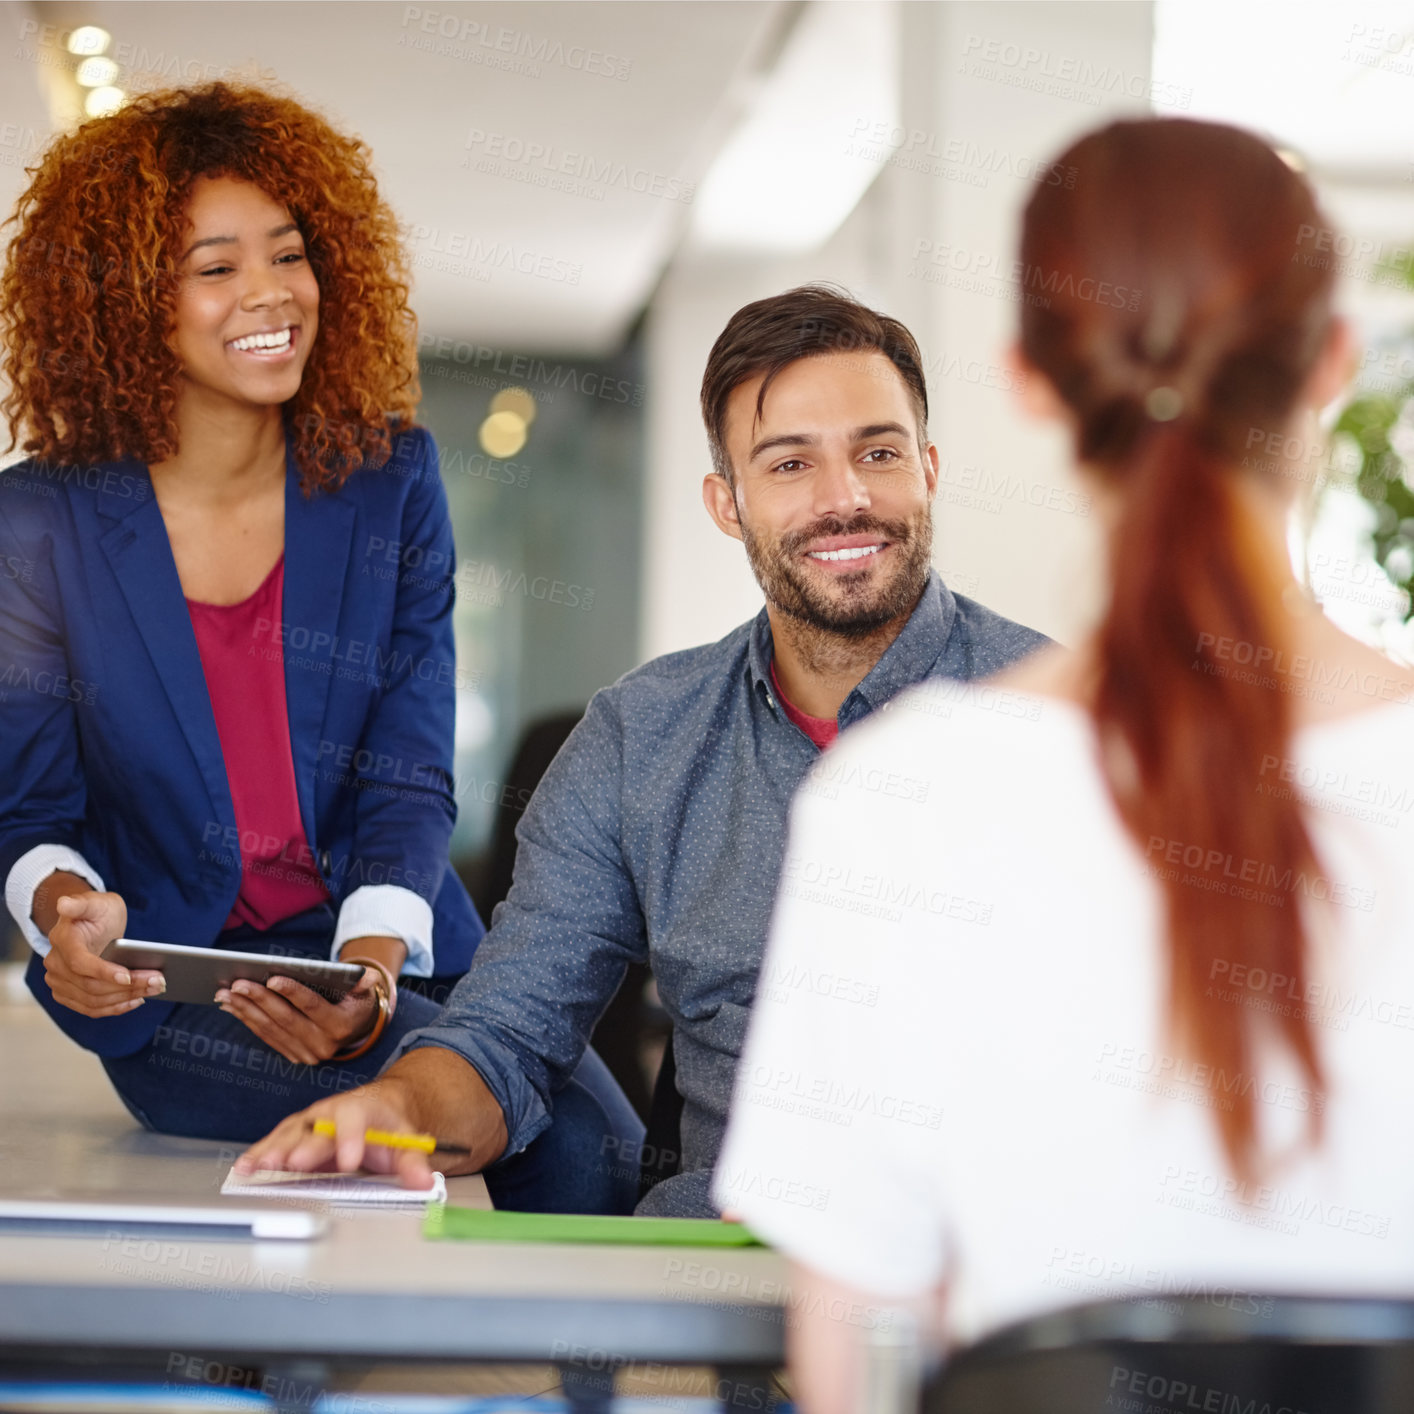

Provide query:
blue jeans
left=99, top=906, right=644, bottom=1215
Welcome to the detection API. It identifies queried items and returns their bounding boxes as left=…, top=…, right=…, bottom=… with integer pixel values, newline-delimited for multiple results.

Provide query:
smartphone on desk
left=99, top=938, right=364, bottom=1006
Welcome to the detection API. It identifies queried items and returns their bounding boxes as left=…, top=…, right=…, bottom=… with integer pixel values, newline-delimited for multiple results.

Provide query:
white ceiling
left=3, top=0, right=791, bottom=354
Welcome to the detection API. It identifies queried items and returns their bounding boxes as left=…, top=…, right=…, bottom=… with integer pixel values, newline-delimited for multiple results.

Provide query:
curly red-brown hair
left=0, top=81, right=419, bottom=491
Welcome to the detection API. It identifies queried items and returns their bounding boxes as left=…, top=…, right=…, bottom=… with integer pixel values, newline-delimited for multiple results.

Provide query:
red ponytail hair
left=1019, top=120, right=1336, bottom=1178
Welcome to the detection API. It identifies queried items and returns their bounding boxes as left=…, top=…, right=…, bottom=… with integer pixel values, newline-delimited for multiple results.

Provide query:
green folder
left=424, top=1203, right=766, bottom=1247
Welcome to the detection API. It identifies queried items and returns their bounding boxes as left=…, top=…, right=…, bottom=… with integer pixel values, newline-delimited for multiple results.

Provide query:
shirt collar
left=747, top=569, right=958, bottom=723
left=747, top=606, right=776, bottom=696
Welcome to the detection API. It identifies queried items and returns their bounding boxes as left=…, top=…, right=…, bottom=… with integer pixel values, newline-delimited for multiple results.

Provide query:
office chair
left=477, top=709, right=586, bottom=918
left=637, top=1034, right=683, bottom=1203
left=924, top=1295, right=1414, bottom=1414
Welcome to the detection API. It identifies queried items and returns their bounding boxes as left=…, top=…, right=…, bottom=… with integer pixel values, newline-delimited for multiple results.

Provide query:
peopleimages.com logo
left=399, top=7, right=632, bottom=80
left=463, top=130, right=694, bottom=204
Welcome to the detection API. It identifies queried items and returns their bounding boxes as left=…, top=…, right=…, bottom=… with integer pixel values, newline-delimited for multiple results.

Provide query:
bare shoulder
left=1291, top=621, right=1414, bottom=727
left=987, top=642, right=1088, bottom=704
left=975, top=620, right=1414, bottom=728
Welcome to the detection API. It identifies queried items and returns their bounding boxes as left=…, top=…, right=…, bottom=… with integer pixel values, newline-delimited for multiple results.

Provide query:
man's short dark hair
left=699, top=284, right=930, bottom=483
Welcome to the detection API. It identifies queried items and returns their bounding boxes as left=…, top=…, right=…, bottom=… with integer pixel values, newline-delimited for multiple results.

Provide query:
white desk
left=0, top=974, right=786, bottom=1408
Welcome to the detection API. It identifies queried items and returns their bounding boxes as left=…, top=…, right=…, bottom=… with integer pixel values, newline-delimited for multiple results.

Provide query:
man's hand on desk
left=232, top=1046, right=509, bottom=1187
left=39, top=881, right=164, bottom=1018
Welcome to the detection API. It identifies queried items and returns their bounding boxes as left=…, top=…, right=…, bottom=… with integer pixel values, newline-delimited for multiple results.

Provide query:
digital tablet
left=99, top=938, right=365, bottom=1006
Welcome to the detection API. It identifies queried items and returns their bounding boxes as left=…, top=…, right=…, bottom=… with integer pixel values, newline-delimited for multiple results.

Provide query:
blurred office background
left=3, top=0, right=1413, bottom=925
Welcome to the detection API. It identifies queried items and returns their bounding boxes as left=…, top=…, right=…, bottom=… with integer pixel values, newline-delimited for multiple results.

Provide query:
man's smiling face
left=718, top=350, right=938, bottom=636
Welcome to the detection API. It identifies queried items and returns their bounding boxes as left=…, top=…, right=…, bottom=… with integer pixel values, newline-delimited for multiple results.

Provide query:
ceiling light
left=67, top=26, right=111, bottom=56
left=84, top=86, right=125, bottom=118
left=689, top=1, right=900, bottom=254
left=76, top=56, right=119, bottom=88
left=479, top=411, right=528, bottom=459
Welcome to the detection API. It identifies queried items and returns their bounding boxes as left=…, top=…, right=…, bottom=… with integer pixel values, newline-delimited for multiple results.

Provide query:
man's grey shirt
left=395, top=571, right=1049, bottom=1215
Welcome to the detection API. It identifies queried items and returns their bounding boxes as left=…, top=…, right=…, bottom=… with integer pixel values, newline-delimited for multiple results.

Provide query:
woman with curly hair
left=0, top=82, right=643, bottom=1212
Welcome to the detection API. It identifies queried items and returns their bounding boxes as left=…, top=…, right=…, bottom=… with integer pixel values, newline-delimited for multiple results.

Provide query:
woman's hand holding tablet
left=95, top=937, right=386, bottom=1067
left=40, top=887, right=164, bottom=1018
left=215, top=966, right=385, bottom=1066
left=211, top=935, right=407, bottom=1066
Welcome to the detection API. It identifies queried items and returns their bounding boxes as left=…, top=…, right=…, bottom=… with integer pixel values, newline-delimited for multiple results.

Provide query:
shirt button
left=319, top=850, right=332, bottom=873
left=766, top=695, right=777, bottom=710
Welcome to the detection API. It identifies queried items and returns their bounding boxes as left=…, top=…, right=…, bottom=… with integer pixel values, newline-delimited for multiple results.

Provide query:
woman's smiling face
left=169, top=175, right=319, bottom=416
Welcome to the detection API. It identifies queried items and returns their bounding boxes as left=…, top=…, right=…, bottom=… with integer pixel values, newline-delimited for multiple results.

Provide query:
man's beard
left=740, top=507, right=934, bottom=638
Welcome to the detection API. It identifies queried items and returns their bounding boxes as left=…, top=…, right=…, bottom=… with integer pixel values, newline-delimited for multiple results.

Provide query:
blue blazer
left=0, top=425, right=484, bottom=1056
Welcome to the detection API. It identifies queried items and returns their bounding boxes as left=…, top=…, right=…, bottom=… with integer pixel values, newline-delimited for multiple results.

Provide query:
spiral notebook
left=221, top=1166, right=447, bottom=1206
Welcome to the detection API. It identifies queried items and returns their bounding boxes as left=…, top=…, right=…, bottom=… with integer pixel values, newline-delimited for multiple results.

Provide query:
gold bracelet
left=332, top=974, right=391, bottom=1062
left=342, top=954, right=398, bottom=1001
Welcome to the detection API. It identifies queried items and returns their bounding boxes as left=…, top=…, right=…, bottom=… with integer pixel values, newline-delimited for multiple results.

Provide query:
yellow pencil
left=311, top=1119, right=468, bottom=1155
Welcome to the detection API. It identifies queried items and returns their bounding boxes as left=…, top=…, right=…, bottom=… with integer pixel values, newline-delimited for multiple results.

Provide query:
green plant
left=1332, top=386, right=1414, bottom=621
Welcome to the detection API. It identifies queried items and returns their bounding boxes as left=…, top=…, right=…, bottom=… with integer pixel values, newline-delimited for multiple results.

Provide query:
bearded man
left=238, top=284, right=1049, bottom=1217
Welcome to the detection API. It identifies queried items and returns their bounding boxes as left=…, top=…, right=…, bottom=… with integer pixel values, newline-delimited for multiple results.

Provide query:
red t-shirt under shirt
left=186, top=555, right=330, bottom=931
left=769, top=660, right=839, bottom=749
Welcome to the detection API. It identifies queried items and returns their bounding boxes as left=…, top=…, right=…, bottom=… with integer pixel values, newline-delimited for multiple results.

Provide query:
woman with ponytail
left=716, top=118, right=1414, bottom=1411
